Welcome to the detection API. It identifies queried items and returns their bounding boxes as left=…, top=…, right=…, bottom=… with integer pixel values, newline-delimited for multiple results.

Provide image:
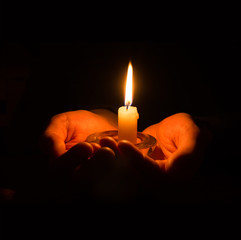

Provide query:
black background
left=0, top=1, right=240, bottom=237
left=1, top=2, right=240, bottom=153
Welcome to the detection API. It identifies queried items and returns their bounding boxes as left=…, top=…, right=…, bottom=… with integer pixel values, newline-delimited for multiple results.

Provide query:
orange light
left=125, top=61, right=133, bottom=106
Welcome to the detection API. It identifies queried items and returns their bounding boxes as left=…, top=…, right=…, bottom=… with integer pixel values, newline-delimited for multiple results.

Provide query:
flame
left=125, top=61, right=133, bottom=106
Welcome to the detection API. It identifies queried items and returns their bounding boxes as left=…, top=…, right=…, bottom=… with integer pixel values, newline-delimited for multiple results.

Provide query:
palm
left=43, top=109, right=117, bottom=157
left=143, top=113, right=199, bottom=159
left=43, top=110, right=212, bottom=200
left=143, top=113, right=209, bottom=177
left=63, top=110, right=117, bottom=150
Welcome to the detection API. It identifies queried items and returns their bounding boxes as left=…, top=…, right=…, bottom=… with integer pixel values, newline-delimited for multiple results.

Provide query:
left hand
left=41, top=109, right=117, bottom=159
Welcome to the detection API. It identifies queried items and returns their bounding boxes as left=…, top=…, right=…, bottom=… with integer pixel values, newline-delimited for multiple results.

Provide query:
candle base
left=86, top=130, right=157, bottom=156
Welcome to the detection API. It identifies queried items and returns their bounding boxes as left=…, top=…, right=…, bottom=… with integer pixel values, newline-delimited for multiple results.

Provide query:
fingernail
left=95, top=147, right=115, bottom=159
left=99, top=137, right=118, bottom=153
left=90, top=143, right=101, bottom=152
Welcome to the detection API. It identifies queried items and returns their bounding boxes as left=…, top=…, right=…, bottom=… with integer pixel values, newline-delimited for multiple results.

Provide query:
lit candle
left=118, top=62, right=139, bottom=143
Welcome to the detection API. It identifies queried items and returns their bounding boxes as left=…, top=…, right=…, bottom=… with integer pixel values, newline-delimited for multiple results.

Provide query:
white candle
left=118, top=62, right=139, bottom=143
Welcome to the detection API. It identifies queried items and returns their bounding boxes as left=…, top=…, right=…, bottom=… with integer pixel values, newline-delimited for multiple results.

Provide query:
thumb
left=50, top=142, right=93, bottom=177
left=48, top=142, right=93, bottom=201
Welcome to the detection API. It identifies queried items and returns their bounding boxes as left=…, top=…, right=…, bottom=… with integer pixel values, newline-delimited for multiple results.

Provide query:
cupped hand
left=143, top=113, right=212, bottom=180
left=42, top=110, right=212, bottom=201
left=63, top=137, right=164, bottom=202
left=41, top=109, right=117, bottom=159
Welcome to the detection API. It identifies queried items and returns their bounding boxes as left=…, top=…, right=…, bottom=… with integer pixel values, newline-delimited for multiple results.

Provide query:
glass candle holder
left=86, top=130, right=157, bottom=156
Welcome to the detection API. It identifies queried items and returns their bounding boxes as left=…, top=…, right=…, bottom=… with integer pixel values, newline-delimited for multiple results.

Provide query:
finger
left=89, top=147, right=116, bottom=172
left=99, top=137, right=118, bottom=154
left=118, top=140, right=164, bottom=194
left=118, top=140, right=158, bottom=174
left=78, top=147, right=116, bottom=192
left=67, top=142, right=93, bottom=160
left=118, top=140, right=164, bottom=174
left=51, top=142, right=93, bottom=176
left=65, top=134, right=90, bottom=150
left=74, top=147, right=117, bottom=202
left=90, top=142, right=101, bottom=153
left=118, top=140, right=144, bottom=166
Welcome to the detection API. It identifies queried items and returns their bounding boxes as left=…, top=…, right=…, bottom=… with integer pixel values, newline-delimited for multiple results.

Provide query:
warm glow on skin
left=43, top=110, right=117, bottom=158
left=42, top=109, right=212, bottom=188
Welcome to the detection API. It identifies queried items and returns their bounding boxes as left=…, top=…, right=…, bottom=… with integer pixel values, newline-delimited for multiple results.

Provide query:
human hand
left=143, top=113, right=212, bottom=180
left=96, top=113, right=212, bottom=186
left=48, top=136, right=163, bottom=202
left=42, top=110, right=212, bottom=201
left=41, top=109, right=117, bottom=159
left=40, top=109, right=118, bottom=201
left=41, top=106, right=162, bottom=201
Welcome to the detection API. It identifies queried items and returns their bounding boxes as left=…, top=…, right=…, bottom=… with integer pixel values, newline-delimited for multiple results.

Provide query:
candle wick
left=126, top=101, right=131, bottom=110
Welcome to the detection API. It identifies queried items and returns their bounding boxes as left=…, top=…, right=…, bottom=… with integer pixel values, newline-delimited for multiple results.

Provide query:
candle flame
left=125, top=61, right=133, bottom=106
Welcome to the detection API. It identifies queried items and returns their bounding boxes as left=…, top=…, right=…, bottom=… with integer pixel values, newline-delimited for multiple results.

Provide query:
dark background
left=0, top=1, right=240, bottom=236
left=1, top=4, right=240, bottom=152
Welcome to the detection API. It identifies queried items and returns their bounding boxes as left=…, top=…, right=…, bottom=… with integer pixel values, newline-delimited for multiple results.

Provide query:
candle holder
left=86, top=130, right=157, bottom=156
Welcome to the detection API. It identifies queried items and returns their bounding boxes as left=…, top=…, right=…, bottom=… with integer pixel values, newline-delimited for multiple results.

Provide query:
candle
left=118, top=62, right=139, bottom=143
